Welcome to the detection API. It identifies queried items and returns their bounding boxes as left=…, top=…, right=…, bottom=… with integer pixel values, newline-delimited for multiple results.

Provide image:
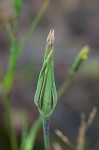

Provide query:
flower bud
left=70, top=45, right=90, bottom=74
left=34, top=29, right=57, bottom=117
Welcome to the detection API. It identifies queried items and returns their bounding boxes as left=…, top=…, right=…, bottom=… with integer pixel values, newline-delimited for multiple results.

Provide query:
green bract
left=34, top=29, right=57, bottom=117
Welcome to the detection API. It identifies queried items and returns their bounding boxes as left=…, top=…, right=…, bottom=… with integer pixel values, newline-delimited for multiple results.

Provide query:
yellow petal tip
left=80, top=45, right=90, bottom=60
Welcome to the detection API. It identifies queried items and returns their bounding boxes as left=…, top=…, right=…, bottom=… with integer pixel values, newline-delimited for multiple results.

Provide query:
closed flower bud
left=34, top=29, right=57, bottom=117
left=70, top=45, right=90, bottom=74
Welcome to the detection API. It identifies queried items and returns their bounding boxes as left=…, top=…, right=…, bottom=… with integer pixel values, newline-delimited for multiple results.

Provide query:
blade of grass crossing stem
left=24, top=117, right=42, bottom=150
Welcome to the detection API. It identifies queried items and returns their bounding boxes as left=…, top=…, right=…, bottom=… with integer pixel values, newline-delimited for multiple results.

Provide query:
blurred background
left=0, top=0, right=99, bottom=149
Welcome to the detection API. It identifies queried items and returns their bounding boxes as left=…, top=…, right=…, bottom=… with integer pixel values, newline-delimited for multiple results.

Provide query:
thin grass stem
left=19, top=0, right=49, bottom=52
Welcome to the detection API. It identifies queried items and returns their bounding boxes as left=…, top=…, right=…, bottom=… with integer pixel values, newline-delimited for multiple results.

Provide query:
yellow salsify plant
left=0, top=1, right=90, bottom=149
left=34, top=29, right=57, bottom=150
left=34, top=28, right=90, bottom=150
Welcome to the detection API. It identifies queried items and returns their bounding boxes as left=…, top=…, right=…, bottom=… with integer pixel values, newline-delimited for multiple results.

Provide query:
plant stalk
left=42, top=117, right=50, bottom=150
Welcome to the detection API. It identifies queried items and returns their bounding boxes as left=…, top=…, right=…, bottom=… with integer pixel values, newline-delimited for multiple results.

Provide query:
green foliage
left=14, top=0, right=22, bottom=16
left=0, top=0, right=95, bottom=150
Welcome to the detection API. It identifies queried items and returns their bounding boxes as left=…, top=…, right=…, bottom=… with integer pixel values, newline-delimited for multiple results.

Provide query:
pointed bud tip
left=80, top=45, right=90, bottom=60
left=47, top=29, right=55, bottom=46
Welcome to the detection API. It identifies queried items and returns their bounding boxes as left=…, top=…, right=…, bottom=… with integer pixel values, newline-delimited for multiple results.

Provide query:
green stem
left=42, top=117, right=50, bottom=150
left=19, top=0, right=49, bottom=52
left=4, top=96, right=18, bottom=150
